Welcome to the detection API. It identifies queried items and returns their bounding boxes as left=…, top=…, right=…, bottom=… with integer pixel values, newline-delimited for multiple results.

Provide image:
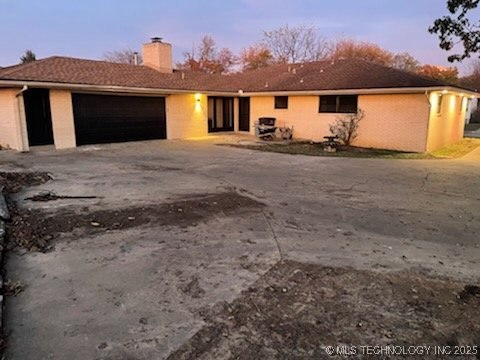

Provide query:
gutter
left=15, top=85, right=28, bottom=97
left=0, top=80, right=237, bottom=96
left=242, top=86, right=480, bottom=97
left=1, top=80, right=479, bottom=98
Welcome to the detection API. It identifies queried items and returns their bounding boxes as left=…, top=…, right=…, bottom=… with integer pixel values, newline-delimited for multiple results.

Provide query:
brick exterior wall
left=142, top=41, right=173, bottom=73
left=250, top=94, right=431, bottom=152
left=166, top=93, right=208, bottom=139
left=0, top=88, right=24, bottom=150
left=1, top=88, right=468, bottom=153
left=50, top=90, right=76, bottom=149
left=426, top=92, right=466, bottom=152
left=355, top=94, right=430, bottom=152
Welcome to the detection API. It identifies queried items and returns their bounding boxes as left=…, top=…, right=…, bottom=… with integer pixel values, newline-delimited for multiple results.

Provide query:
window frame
left=319, top=95, right=358, bottom=114
left=436, top=94, right=443, bottom=115
left=274, top=96, right=289, bottom=109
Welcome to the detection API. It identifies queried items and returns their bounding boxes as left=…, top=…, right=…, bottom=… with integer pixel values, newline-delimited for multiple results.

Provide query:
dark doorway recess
left=24, top=89, right=54, bottom=146
left=72, top=94, right=167, bottom=146
left=208, top=97, right=234, bottom=132
left=239, top=97, right=250, bottom=132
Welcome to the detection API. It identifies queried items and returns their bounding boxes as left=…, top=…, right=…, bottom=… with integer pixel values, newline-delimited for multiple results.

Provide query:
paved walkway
left=461, top=142, right=480, bottom=162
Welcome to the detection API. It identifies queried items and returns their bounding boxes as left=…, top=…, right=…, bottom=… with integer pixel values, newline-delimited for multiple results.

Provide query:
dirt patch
left=168, top=261, right=480, bottom=360
left=0, top=172, right=51, bottom=193
left=6, top=191, right=264, bottom=252
left=179, top=276, right=206, bottom=299
left=3, top=280, right=26, bottom=297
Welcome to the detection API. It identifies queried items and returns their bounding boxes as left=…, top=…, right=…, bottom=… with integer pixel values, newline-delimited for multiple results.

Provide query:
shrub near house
left=329, top=109, right=365, bottom=146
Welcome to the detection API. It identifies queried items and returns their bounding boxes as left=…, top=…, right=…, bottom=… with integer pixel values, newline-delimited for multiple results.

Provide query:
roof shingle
left=0, top=56, right=472, bottom=93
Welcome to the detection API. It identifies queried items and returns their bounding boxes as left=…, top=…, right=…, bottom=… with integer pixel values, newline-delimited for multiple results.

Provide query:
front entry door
left=208, top=97, right=234, bottom=132
left=239, top=97, right=250, bottom=132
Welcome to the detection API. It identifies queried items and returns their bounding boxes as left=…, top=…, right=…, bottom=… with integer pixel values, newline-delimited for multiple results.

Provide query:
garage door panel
left=73, top=94, right=166, bottom=145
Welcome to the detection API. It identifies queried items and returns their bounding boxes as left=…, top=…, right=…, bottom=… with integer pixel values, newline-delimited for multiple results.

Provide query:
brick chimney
left=142, top=37, right=173, bottom=73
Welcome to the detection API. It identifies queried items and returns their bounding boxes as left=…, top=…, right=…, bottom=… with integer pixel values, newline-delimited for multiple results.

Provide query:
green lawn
left=227, top=138, right=480, bottom=160
left=430, top=138, right=480, bottom=159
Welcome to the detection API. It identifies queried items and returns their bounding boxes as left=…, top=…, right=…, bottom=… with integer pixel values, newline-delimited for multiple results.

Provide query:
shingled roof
left=0, top=56, right=472, bottom=93
left=0, top=57, right=209, bottom=91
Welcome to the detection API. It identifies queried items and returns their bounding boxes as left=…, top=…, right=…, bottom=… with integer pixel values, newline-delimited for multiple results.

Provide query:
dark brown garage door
left=72, top=94, right=167, bottom=145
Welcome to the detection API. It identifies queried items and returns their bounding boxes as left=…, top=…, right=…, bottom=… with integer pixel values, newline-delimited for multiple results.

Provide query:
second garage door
left=73, top=94, right=167, bottom=145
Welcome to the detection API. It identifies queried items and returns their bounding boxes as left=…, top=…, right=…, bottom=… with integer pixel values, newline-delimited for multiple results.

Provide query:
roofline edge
left=0, top=80, right=478, bottom=97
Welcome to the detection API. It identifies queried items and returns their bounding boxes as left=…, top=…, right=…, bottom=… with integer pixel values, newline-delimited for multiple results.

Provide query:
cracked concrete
left=0, top=135, right=479, bottom=359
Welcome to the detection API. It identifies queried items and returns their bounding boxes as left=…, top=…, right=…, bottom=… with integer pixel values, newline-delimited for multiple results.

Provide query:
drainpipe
left=15, top=85, right=29, bottom=152
left=15, top=85, right=28, bottom=97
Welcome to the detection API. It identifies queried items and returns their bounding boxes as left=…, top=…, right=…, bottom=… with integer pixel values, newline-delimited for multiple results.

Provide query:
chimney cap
left=151, top=37, right=163, bottom=43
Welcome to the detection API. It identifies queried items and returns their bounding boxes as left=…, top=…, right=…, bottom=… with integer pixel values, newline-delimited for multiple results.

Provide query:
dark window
left=319, top=95, right=358, bottom=113
left=338, top=95, right=358, bottom=113
left=319, top=96, right=337, bottom=113
left=274, top=96, right=288, bottom=109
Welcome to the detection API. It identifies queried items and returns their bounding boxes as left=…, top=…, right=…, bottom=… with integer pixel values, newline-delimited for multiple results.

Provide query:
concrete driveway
left=1, top=136, right=479, bottom=359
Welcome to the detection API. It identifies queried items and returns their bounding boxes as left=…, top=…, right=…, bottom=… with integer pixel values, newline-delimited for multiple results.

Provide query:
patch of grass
left=226, top=139, right=480, bottom=160
left=227, top=142, right=434, bottom=159
left=465, top=123, right=480, bottom=132
left=430, top=138, right=480, bottom=159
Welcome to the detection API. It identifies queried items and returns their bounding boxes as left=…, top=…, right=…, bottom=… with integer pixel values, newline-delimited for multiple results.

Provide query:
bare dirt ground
left=6, top=183, right=264, bottom=252
left=0, top=138, right=479, bottom=359
left=3, top=170, right=480, bottom=360
left=0, top=172, right=51, bottom=193
left=169, top=261, right=480, bottom=360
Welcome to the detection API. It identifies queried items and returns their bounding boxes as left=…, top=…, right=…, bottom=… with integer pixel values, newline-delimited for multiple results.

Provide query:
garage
left=72, top=94, right=167, bottom=145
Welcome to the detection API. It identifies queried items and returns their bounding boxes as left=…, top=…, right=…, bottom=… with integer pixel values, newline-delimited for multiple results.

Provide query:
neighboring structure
left=0, top=38, right=477, bottom=153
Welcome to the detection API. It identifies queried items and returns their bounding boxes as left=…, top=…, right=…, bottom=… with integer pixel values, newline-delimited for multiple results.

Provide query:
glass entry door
left=208, top=97, right=234, bottom=132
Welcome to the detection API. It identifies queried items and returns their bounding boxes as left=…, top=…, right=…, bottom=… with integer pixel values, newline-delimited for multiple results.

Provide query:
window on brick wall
left=319, top=95, right=358, bottom=113
left=436, top=94, right=443, bottom=114
left=274, top=96, right=288, bottom=109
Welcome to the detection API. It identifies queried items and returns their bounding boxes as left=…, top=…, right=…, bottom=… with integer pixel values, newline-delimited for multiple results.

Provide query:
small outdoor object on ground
left=25, top=191, right=98, bottom=202
left=322, top=135, right=339, bottom=152
left=4, top=280, right=26, bottom=297
left=277, top=126, right=293, bottom=140
left=254, top=117, right=277, bottom=140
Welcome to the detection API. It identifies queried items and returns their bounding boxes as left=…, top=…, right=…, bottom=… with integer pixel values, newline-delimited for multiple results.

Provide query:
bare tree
left=392, top=52, right=421, bottom=72
left=103, top=48, right=141, bottom=64
left=329, top=109, right=365, bottom=146
left=460, top=60, right=480, bottom=89
left=177, top=35, right=236, bottom=73
left=262, top=24, right=331, bottom=63
left=20, top=49, right=36, bottom=64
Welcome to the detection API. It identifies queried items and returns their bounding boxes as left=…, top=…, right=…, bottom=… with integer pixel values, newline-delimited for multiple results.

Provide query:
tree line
left=101, top=24, right=466, bottom=85
left=16, top=0, right=480, bottom=88
left=172, top=24, right=462, bottom=85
